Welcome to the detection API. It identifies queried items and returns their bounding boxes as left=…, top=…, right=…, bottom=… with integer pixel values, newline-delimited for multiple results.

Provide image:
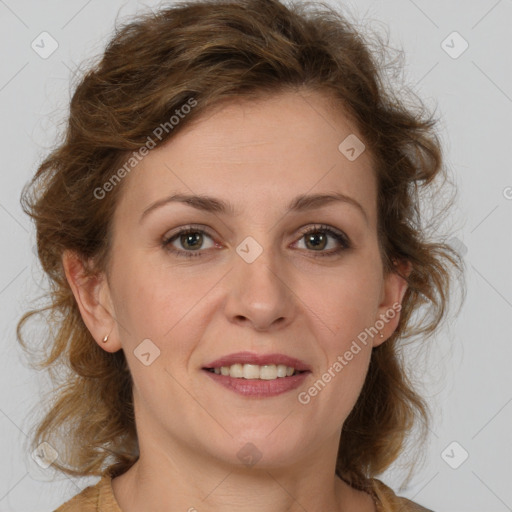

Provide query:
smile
left=206, top=363, right=303, bottom=380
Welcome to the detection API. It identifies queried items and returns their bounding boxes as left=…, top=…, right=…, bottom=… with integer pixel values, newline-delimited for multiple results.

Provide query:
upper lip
left=204, top=351, right=311, bottom=372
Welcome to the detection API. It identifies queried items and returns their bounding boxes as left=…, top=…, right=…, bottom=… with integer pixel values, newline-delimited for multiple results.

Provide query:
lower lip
left=202, top=369, right=310, bottom=397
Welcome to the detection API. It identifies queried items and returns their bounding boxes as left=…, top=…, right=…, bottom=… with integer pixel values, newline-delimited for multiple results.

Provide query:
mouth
left=202, top=352, right=311, bottom=397
left=204, top=363, right=307, bottom=380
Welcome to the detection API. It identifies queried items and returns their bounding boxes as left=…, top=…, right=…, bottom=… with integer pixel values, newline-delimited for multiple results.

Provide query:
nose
left=222, top=241, right=295, bottom=332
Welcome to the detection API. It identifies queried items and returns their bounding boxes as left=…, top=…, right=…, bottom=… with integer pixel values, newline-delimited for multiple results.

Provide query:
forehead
left=115, top=90, right=378, bottom=226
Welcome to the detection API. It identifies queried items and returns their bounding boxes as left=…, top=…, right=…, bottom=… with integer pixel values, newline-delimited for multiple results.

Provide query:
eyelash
left=161, top=223, right=351, bottom=259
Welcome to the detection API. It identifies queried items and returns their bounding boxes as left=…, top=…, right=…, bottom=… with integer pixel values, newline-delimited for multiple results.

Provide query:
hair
left=18, top=0, right=464, bottom=506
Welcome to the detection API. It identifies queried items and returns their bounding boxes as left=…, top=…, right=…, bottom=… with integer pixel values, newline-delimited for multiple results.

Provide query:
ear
left=62, top=250, right=122, bottom=353
left=373, top=259, right=412, bottom=348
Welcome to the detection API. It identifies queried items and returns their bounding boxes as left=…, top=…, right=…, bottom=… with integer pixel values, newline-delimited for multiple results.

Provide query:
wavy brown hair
left=18, top=0, right=463, bottom=505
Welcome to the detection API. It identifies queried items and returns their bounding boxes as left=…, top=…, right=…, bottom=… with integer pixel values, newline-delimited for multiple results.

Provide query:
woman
left=18, top=0, right=463, bottom=510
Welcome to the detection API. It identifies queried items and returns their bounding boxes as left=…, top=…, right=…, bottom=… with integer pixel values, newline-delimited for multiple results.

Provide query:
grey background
left=0, top=0, right=511, bottom=510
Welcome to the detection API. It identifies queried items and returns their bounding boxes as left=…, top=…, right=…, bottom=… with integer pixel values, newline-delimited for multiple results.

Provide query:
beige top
left=54, top=473, right=433, bottom=511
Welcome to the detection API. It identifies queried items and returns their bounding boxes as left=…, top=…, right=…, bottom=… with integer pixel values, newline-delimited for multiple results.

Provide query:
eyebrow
left=140, top=191, right=368, bottom=224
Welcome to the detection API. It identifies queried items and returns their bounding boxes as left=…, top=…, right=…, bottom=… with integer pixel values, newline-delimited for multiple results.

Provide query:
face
left=78, top=90, right=407, bottom=470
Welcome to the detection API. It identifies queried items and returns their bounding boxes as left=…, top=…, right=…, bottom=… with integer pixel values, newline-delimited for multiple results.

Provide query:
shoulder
left=53, top=480, right=100, bottom=512
left=371, top=478, right=434, bottom=512
left=53, top=475, right=115, bottom=512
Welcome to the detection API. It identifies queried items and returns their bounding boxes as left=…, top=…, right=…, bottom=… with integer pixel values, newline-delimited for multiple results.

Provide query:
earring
left=102, top=327, right=114, bottom=344
left=379, top=331, right=384, bottom=338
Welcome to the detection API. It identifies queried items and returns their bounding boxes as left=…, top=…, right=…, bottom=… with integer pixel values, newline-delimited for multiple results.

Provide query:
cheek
left=304, top=262, right=383, bottom=341
left=301, top=257, right=381, bottom=407
left=110, top=253, right=213, bottom=340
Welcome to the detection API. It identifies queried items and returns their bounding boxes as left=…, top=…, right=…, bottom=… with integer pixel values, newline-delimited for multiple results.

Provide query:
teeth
left=210, top=363, right=298, bottom=380
left=276, top=365, right=287, bottom=378
left=243, top=364, right=260, bottom=379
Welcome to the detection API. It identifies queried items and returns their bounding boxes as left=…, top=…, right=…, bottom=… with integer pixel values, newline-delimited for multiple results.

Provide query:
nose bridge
left=224, top=233, right=294, bottom=330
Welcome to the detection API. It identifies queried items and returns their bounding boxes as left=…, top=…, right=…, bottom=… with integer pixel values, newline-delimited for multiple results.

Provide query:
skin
left=63, top=90, right=409, bottom=512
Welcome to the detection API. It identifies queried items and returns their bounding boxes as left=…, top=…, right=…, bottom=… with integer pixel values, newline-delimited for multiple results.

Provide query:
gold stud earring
left=102, top=327, right=114, bottom=344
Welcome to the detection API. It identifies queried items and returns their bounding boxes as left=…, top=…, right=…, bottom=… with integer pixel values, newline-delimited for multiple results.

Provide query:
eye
left=293, top=224, right=351, bottom=257
left=161, top=223, right=351, bottom=259
left=162, top=225, right=217, bottom=258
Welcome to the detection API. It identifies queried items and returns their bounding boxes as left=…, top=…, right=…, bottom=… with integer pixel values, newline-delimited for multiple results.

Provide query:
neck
left=110, top=439, right=364, bottom=512
left=110, top=407, right=376, bottom=512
